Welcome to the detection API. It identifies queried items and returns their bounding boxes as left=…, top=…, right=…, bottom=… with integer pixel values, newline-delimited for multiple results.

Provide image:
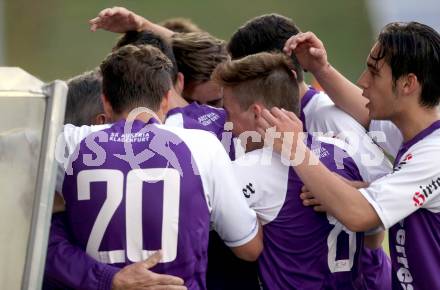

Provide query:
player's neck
left=298, top=82, right=309, bottom=100
left=114, top=110, right=163, bottom=124
left=168, top=88, right=189, bottom=110
left=393, top=106, right=440, bottom=142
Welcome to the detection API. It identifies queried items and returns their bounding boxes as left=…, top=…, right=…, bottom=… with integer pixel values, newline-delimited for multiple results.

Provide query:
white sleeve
left=359, top=141, right=440, bottom=229
left=232, top=149, right=290, bottom=226
left=55, top=124, right=110, bottom=194
left=159, top=126, right=259, bottom=248
left=306, top=101, right=393, bottom=182
left=369, top=120, right=403, bottom=158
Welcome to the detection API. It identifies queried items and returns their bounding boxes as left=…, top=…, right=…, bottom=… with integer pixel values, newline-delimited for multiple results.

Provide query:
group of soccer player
left=43, top=6, right=440, bottom=290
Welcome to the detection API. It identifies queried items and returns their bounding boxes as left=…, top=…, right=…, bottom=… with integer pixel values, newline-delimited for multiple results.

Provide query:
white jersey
left=56, top=121, right=258, bottom=248
left=301, top=88, right=393, bottom=182
left=359, top=121, right=440, bottom=290
left=369, top=120, right=403, bottom=158
left=232, top=136, right=365, bottom=290
left=359, top=123, right=440, bottom=229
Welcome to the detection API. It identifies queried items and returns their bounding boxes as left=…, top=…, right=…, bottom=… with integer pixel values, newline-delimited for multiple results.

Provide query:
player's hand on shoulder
left=283, top=31, right=328, bottom=76
left=90, top=6, right=146, bottom=33
left=111, top=250, right=187, bottom=290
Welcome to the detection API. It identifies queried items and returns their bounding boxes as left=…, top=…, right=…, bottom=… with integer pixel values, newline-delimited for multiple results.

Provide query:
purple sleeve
left=44, top=212, right=119, bottom=290
left=361, top=247, right=391, bottom=290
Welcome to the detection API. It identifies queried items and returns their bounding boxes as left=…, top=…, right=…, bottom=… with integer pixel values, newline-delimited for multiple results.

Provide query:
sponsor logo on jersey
left=311, top=146, right=330, bottom=159
left=109, top=132, right=151, bottom=143
left=394, top=221, right=414, bottom=289
left=198, top=112, right=220, bottom=126
left=412, top=176, right=440, bottom=207
left=242, top=183, right=255, bottom=198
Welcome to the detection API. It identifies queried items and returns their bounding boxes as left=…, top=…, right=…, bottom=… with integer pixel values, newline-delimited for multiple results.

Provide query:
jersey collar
left=299, top=87, right=319, bottom=125
left=394, top=120, right=440, bottom=167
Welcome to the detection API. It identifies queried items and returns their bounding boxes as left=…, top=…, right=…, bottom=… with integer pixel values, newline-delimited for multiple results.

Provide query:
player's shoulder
left=305, top=90, right=333, bottom=109
left=62, top=123, right=111, bottom=151
left=305, top=92, right=365, bottom=133
left=398, top=128, right=440, bottom=165
left=166, top=103, right=226, bottom=132
left=157, top=124, right=223, bottom=153
left=233, top=148, right=290, bottom=177
left=311, top=135, right=363, bottom=181
left=180, top=102, right=226, bottom=119
left=312, top=101, right=363, bottom=128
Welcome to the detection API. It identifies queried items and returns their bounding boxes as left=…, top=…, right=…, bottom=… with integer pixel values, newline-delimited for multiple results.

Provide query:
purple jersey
left=361, top=247, right=391, bottom=290
left=166, top=102, right=236, bottom=160
left=62, top=119, right=210, bottom=288
left=301, top=87, right=392, bottom=289
left=57, top=118, right=258, bottom=290
left=234, top=136, right=366, bottom=290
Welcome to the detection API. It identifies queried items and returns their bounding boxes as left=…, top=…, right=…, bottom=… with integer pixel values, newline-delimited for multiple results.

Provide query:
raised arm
left=255, top=107, right=380, bottom=232
left=284, top=32, right=370, bottom=128
left=89, top=7, right=174, bottom=39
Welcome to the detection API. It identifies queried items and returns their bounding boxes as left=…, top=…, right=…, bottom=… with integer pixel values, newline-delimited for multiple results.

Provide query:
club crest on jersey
left=242, top=183, right=255, bottom=198
left=412, top=177, right=440, bottom=207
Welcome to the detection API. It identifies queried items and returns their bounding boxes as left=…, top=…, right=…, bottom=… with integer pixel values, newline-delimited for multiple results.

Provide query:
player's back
left=233, top=136, right=366, bottom=290
left=166, top=102, right=226, bottom=139
left=62, top=119, right=211, bottom=289
left=165, top=102, right=236, bottom=159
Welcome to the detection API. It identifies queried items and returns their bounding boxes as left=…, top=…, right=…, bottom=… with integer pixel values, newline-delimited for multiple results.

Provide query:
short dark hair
left=212, top=52, right=300, bottom=116
left=160, top=17, right=202, bottom=33
left=65, top=69, right=103, bottom=126
left=100, top=45, right=173, bottom=113
left=372, top=22, right=440, bottom=108
left=227, top=14, right=304, bottom=82
left=172, top=32, right=228, bottom=85
left=113, top=30, right=178, bottom=84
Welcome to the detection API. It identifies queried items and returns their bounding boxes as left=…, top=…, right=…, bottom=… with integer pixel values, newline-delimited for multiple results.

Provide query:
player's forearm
left=364, top=231, right=385, bottom=249
left=313, top=64, right=370, bottom=128
left=139, top=17, right=174, bottom=39
left=45, top=213, right=119, bottom=290
left=231, top=223, right=263, bottom=261
left=292, top=143, right=379, bottom=232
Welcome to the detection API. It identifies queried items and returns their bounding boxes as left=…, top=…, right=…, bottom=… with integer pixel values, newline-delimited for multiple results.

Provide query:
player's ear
left=175, top=72, right=184, bottom=95
left=93, top=113, right=108, bottom=125
left=251, top=103, right=263, bottom=120
left=290, top=69, right=298, bottom=79
left=399, top=73, right=420, bottom=97
left=101, top=94, right=114, bottom=121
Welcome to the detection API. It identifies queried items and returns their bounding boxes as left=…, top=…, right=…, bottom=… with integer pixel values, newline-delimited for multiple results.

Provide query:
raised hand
left=256, top=107, right=304, bottom=160
left=89, top=7, right=147, bottom=33
left=111, top=250, right=187, bottom=290
left=283, top=32, right=329, bottom=75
